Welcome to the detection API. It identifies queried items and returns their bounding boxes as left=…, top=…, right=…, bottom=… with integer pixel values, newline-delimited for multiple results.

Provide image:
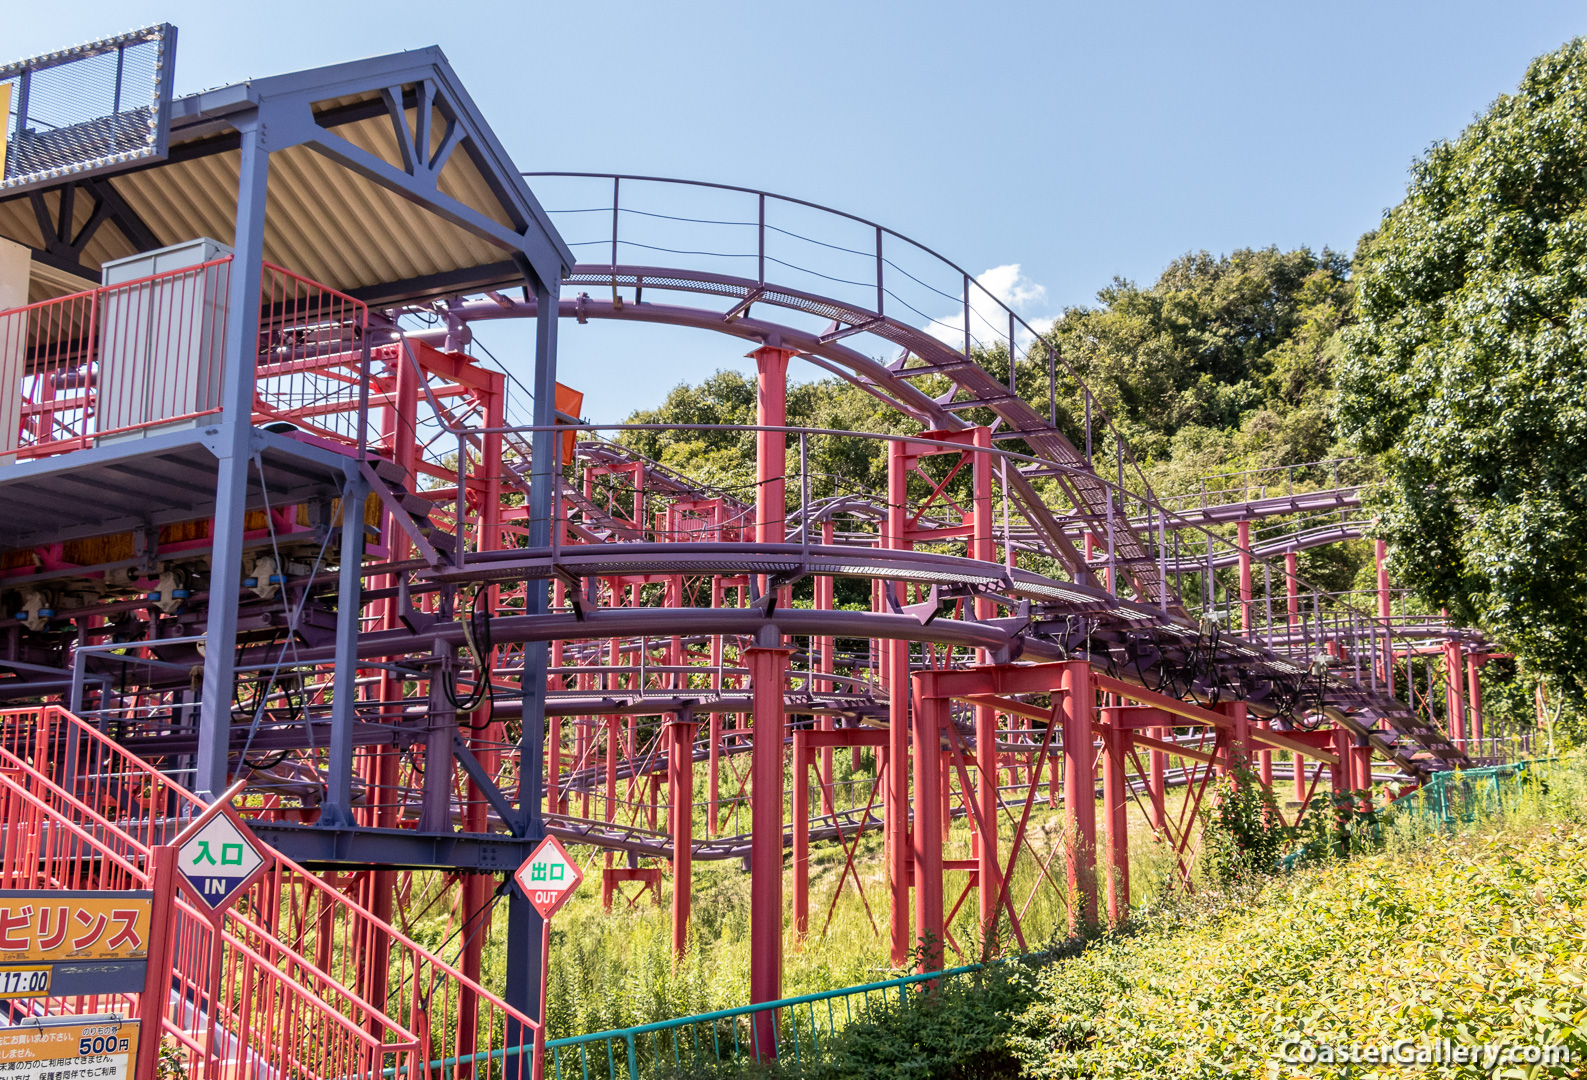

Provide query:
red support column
left=461, top=361, right=506, bottom=1043
left=1099, top=707, right=1129, bottom=925
left=1330, top=724, right=1349, bottom=796
left=602, top=711, right=618, bottom=911
left=1060, top=661, right=1097, bottom=930
left=708, top=580, right=724, bottom=836
left=1148, top=724, right=1166, bottom=832
left=1376, top=539, right=1393, bottom=694
left=1236, top=521, right=1269, bottom=784
left=885, top=439, right=911, bottom=966
left=1285, top=550, right=1300, bottom=626
left=549, top=584, right=564, bottom=816
left=752, top=346, right=794, bottom=550
left=747, top=343, right=795, bottom=1049
left=746, top=644, right=793, bottom=1040
left=1237, top=520, right=1253, bottom=633
left=1467, top=654, right=1485, bottom=750
left=815, top=542, right=836, bottom=813
left=669, top=711, right=697, bottom=957
left=792, top=731, right=810, bottom=939
left=1219, top=700, right=1250, bottom=772
left=910, top=677, right=945, bottom=971
left=968, top=428, right=1000, bottom=943
left=134, top=846, right=178, bottom=1080
left=1352, top=737, right=1373, bottom=795
left=458, top=873, right=491, bottom=1060
left=1444, top=639, right=1467, bottom=750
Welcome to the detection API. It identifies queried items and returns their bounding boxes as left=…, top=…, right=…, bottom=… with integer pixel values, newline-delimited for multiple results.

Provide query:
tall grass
left=527, top=759, right=1195, bottom=1039
left=402, top=750, right=1567, bottom=1045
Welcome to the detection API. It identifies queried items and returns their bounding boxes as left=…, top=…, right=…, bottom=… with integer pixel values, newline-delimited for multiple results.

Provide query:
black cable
left=442, top=585, right=495, bottom=721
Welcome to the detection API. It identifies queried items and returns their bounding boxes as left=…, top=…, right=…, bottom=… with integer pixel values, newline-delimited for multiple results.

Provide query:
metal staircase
left=0, top=705, right=544, bottom=1079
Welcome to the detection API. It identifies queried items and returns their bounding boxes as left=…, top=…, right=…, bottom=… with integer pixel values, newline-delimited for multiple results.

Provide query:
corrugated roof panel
left=93, top=140, right=510, bottom=296
left=270, top=146, right=426, bottom=286
left=272, top=144, right=502, bottom=289
left=110, top=150, right=240, bottom=255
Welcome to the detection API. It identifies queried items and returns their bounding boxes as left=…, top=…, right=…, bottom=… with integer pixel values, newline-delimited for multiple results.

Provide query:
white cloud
left=923, top=263, right=1052, bottom=355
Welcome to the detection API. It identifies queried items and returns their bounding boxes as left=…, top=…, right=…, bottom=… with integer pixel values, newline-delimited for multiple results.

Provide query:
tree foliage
left=1048, top=245, right=1354, bottom=474
left=622, top=369, right=918, bottom=501
left=1336, top=38, right=1587, bottom=698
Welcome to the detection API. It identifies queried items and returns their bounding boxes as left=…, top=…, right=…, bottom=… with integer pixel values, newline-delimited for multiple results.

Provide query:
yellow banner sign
left=0, top=892, right=152, bottom=964
left=0, top=1018, right=139, bottom=1079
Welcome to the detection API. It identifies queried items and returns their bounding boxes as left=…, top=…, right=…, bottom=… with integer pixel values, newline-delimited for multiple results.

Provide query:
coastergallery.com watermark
left=1278, top=1039, right=1573, bottom=1069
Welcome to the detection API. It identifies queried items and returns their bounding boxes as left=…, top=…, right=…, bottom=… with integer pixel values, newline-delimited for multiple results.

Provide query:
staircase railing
left=0, top=748, right=420, bottom=1078
left=0, top=705, right=547, bottom=1079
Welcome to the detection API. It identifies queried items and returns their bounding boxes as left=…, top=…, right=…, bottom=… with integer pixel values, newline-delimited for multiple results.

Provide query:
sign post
left=512, top=836, right=582, bottom=1080
left=133, top=847, right=179, bottom=1080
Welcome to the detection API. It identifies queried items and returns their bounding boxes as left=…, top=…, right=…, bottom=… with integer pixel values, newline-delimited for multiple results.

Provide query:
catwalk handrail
left=519, top=171, right=1163, bottom=503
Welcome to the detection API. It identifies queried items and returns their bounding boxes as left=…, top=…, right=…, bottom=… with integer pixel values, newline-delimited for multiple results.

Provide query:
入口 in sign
left=177, top=810, right=268, bottom=912
left=513, top=836, right=583, bottom=919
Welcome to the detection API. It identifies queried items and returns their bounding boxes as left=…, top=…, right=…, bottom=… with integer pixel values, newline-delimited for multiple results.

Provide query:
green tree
left=1336, top=38, right=1587, bottom=699
left=1047, top=245, right=1353, bottom=472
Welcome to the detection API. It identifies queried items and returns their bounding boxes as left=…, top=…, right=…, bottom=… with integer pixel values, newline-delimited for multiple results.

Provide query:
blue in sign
left=178, top=815, right=267, bottom=910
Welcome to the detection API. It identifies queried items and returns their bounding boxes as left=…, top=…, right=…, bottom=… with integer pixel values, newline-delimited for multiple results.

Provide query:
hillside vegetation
left=765, top=759, right=1587, bottom=1079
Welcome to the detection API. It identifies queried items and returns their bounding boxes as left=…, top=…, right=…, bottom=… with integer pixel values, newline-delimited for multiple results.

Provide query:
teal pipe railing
left=1390, top=759, right=1549, bottom=829
left=543, top=963, right=981, bottom=1079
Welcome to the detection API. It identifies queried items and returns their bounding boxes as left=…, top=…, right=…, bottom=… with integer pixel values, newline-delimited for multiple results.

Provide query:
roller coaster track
left=432, top=171, right=1196, bottom=613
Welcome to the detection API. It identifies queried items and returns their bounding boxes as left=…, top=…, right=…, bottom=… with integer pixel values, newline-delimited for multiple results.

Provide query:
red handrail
left=0, top=705, right=544, bottom=1076
left=0, top=258, right=375, bottom=460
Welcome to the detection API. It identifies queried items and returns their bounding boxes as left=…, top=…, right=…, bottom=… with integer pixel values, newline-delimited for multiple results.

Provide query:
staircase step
left=368, top=456, right=408, bottom=485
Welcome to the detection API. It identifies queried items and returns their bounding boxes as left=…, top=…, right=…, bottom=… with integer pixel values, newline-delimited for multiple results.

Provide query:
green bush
left=1201, top=755, right=1288, bottom=884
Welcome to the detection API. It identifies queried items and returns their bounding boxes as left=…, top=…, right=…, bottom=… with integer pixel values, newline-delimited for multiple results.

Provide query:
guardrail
left=1390, top=759, right=1550, bottom=829
left=0, top=705, right=544, bottom=1079
left=543, top=962, right=982, bottom=1079
left=0, top=258, right=371, bottom=460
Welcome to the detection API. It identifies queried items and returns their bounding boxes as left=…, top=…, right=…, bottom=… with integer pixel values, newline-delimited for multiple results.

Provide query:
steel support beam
left=885, top=439, right=911, bottom=966
left=1061, top=660, right=1097, bottom=930
left=321, top=466, right=368, bottom=827
left=910, top=675, right=945, bottom=971
left=1099, top=706, right=1129, bottom=924
left=669, top=710, right=696, bottom=957
left=505, top=270, right=561, bottom=1055
left=196, top=111, right=269, bottom=800
left=746, top=643, right=792, bottom=1049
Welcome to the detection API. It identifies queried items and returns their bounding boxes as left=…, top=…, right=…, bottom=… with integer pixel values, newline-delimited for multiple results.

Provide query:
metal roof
left=0, top=47, right=571, bottom=305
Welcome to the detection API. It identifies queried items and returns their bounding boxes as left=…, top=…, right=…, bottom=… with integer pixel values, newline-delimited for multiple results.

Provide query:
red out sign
left=513, top=836, right=583, bottom=919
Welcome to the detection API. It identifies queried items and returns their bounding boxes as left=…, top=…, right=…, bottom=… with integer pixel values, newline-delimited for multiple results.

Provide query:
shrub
left=1201, top=755, right=1288, bottom=884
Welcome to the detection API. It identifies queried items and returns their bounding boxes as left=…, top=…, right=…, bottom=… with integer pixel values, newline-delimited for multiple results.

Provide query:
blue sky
left=10, top=1, right=1585, bottom=421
